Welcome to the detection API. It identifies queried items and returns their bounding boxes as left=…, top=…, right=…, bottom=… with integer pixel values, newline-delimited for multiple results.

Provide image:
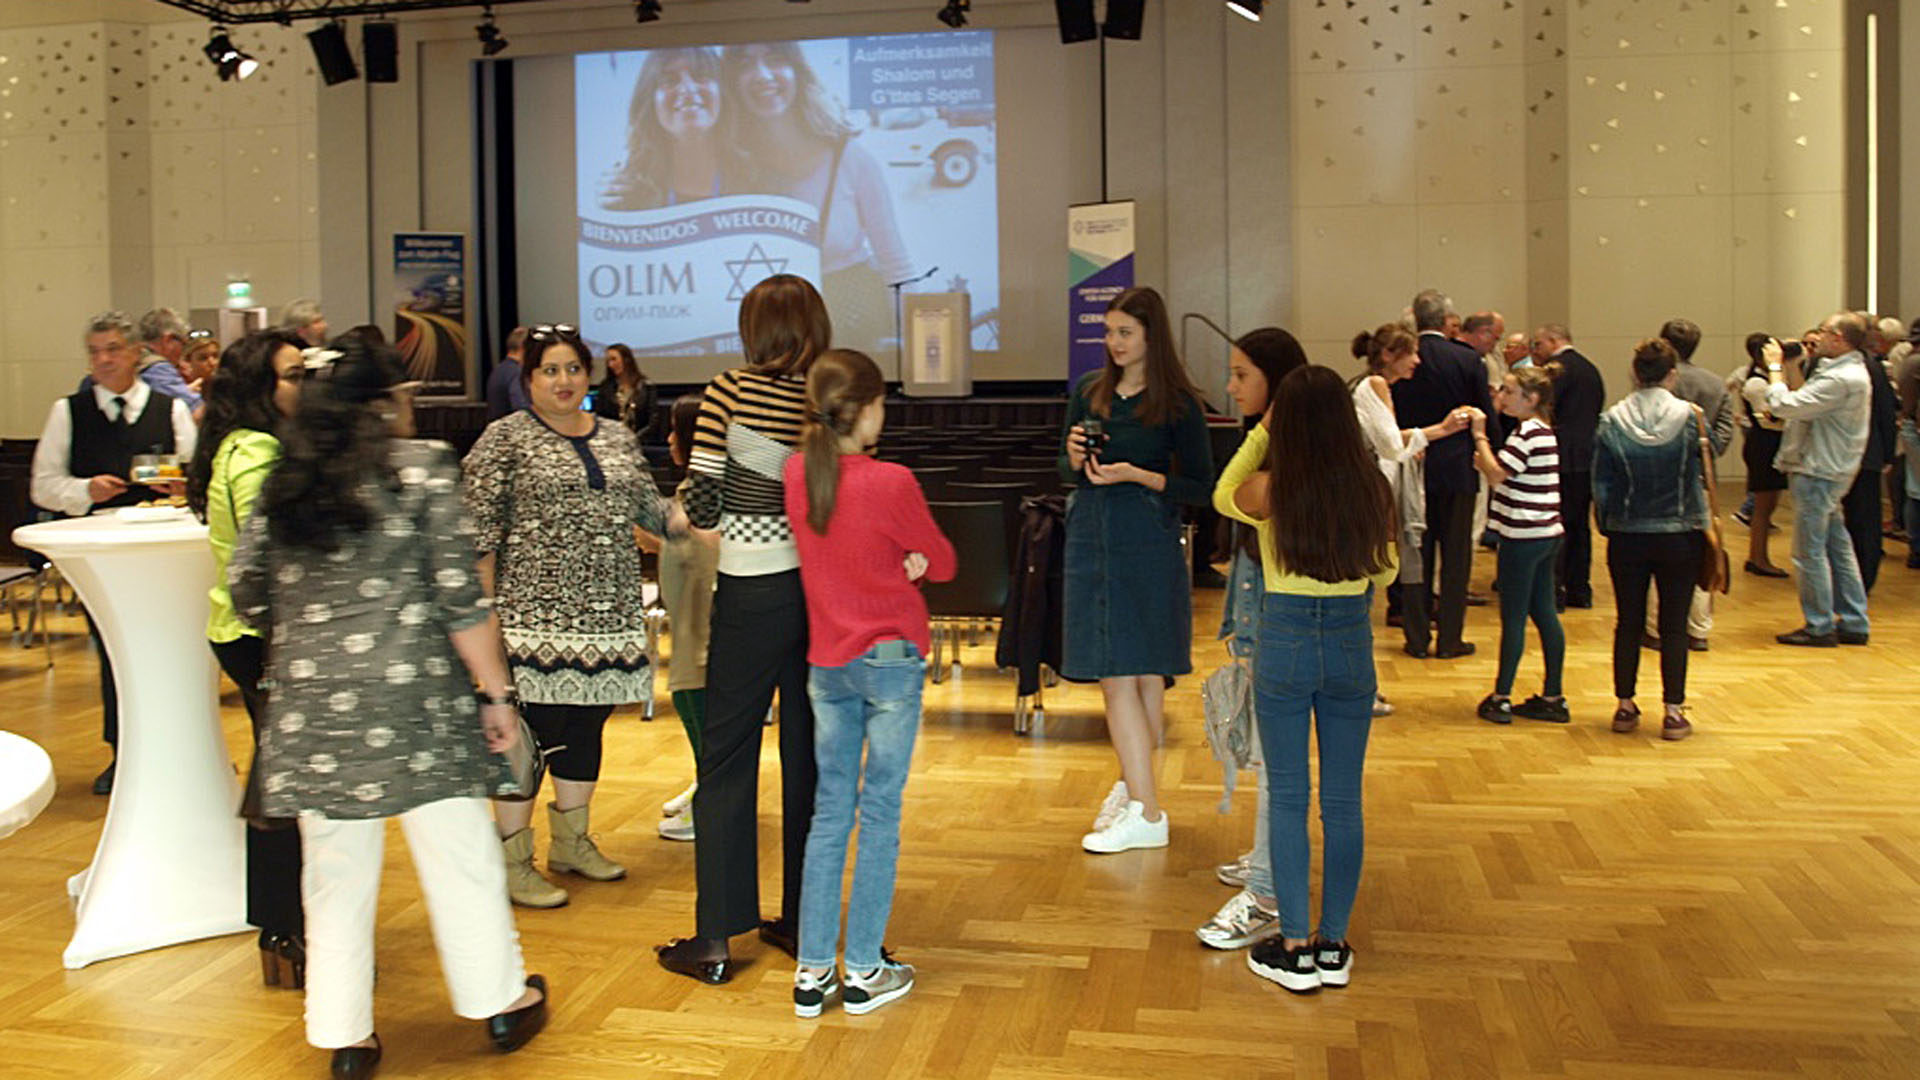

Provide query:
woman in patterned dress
left=464, top=323, right=671, bottom=908
left=230, top=337, right=546, bottom=1079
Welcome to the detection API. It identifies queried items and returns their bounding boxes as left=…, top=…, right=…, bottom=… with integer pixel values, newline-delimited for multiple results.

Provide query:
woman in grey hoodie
left=1592, top=339, right=1712, bottom=741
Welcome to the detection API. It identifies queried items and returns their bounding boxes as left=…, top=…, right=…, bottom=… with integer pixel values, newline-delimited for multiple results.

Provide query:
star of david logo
left=724, top=242, right=791, bottom=301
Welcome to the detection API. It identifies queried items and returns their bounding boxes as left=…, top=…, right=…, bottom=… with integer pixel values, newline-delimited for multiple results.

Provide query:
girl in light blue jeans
left=783, top=350, right=956, bottom=1017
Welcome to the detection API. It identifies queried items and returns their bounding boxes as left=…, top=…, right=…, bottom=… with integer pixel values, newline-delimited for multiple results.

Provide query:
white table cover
left=12, top=513, right=249, bottom=968
left=0, top=730, right=55, bottom=839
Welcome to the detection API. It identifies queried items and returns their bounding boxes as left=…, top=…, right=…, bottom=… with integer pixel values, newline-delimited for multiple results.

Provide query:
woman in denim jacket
left=1592, top=339, right=1710, bottom=741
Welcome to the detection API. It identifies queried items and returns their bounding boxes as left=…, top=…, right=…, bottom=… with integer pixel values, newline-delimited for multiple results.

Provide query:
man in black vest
left=1533, top=324, right=1604, bottom=608
left=1392, top=289, right=1494, bottom=658
left=30, top=311, right=197, bottom=794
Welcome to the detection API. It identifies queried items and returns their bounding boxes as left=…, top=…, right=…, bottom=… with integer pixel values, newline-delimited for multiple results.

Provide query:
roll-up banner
left=1067, top=200, right=1134, bottom=386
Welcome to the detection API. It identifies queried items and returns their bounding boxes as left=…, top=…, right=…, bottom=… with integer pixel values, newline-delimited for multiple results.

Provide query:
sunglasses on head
left=529, top=323, right=580, bottom=340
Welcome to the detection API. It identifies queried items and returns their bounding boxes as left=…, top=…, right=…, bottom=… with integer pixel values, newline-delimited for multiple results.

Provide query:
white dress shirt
left=30, top=379, right=198, bottom=517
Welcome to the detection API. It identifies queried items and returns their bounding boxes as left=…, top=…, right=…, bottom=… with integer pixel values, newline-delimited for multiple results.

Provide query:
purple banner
left=1068, top=254, right=1133, bottom=385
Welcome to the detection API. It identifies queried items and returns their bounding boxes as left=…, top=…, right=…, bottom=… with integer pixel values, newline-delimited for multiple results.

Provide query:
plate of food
left=116, top=501, right=190, bottom=523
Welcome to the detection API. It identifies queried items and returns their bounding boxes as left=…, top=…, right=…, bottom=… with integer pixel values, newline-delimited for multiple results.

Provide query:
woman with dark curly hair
left=229, top=337, right=547, bottom=1078
left=186, top=328, right=308, bottom=989
left=600, top=46, right=740, bottom=211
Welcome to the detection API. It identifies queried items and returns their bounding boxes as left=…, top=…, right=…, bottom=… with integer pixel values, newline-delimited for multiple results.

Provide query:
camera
left=1780, top=340, right=1804, bottom=362
left=1080, top=418, right=1107, bottom=461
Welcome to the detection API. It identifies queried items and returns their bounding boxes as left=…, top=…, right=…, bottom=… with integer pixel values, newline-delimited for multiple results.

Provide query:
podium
left=901, top=293, right=971, bottom=398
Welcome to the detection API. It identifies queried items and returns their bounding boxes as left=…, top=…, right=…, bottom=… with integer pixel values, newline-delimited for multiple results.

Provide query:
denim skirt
left=1060, top=483, right=1192, bottom=679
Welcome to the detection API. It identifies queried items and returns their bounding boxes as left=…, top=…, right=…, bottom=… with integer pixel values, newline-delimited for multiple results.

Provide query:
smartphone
left=580, top=390, right=597, bottom=413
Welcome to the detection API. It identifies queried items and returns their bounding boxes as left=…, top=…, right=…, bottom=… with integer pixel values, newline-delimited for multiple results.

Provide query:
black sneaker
left=1512, top=695, right=1571, bottom=723
left=1248, top=938, right=1320, bottom=993
left=1312, top=940, right=1354, bottom=988
left=1477, top=694, right=1513, bottom=725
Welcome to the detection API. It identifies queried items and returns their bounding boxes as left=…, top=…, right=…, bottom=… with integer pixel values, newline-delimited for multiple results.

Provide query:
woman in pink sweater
left=782, top=349, right=954, bottom=1019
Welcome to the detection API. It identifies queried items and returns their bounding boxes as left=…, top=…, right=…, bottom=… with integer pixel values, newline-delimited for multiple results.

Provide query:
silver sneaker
left=1092, top=780, right=1129, bottom=831
left=1195, top=888, right=1280, bottom=950
left=793, top=965, right=840, bottom=1018
left=844, top=959, right=914, bottom=1015
left=1215, top=853, right=1252, bottom=888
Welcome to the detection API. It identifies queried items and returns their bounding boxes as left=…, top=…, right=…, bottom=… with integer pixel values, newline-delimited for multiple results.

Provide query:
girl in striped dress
left=1469, top=367, right=1570, bottom=725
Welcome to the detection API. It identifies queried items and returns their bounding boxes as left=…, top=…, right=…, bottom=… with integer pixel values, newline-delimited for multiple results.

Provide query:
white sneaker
left=1081, top=800, right=1168, bottom=853
left=657, top=807, right=694, bottom=841
left=1195, top=888, right=1280, bottom=950
left=662, top=780, right=697, bottom=818
left=844, top=958, right=915, bottom=1015
left=1092, top=780, right=1129, bottom=831
left=1372, top=694, right=1394, bottom=717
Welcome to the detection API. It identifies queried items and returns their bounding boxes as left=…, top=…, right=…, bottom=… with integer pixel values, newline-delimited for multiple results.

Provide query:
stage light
left=306, top=20, right=358, bottom=86
left=1056, top=0, right=1097, bottom=43
left=1226, top=0, right=1265, bottom=20
left=476, top=7, right=508, bottom=56
left=203, top=27, right=259, bottom=81
left=937, top=0, right=970, bottom=29
left=634, top=0, right=663, bottom=22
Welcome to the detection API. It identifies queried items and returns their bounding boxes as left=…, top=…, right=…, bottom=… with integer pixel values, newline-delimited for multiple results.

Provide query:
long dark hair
left=799, top=349, right=885, bottom=534
left=186, top=329, right=303, bottom=522
left=721, top=42, right=854, bottom=145
left=1087, top=286, right=1201, bottom=427
left=1227, top=327, right=1309, bottom=560
left=258, top=338, right=411, bottom=552
left=1264, top=366, right=1394, bottom=583
left=741, top=274, right=831, bottom=376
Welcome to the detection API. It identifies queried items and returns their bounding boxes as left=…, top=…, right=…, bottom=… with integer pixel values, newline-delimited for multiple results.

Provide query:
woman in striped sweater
left=1469, top=366, right=1571, bottom=725
left=656, top=274, right=827, bottom=984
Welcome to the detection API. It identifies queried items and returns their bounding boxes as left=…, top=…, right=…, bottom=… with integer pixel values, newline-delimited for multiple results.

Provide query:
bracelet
left=475, top=686, right=519, bottom=708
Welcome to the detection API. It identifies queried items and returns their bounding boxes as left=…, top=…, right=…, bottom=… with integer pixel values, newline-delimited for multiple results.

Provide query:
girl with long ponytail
left=783, top=349, right=954, bottom=1018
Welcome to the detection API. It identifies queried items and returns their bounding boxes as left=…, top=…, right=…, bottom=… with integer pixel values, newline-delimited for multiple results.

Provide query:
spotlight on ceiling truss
left=476, top=6, right=508, bottom=57
left=203, top=26, right=259, bottom=80
left=937, top=0, right=971, bottom=29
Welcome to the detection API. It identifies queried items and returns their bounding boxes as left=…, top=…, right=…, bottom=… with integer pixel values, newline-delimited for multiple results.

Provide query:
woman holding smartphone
left=1059, top=286, right=1213, bottom=854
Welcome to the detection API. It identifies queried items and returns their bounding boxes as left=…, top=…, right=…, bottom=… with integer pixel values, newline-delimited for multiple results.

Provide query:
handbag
left=1693, top=408, right=1731, bottom=594
left=1201, top=657, right=1255, bottom=813
left=494, top=711, right=554, bottom=801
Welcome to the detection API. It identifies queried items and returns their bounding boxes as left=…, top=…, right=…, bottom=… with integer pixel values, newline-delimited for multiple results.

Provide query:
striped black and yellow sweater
left=684, top=366, right=809, bottom=577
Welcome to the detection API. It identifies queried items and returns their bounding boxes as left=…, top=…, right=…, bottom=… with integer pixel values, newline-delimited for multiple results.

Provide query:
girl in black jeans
left=1592, top=339, right=1712, bottom=741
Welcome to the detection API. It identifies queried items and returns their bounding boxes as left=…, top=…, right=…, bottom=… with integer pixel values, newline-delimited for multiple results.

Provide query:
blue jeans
left=1788, top=473, right=1870, bottom=636
left=1255, top=593, right=1376, bottom=942
left=797, top=641, right=926, bottom=971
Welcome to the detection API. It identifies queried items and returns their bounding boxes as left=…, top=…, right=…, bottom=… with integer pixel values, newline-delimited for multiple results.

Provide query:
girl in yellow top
left=185, top=328, right=309, bottom=988
left=1213, top=365, right=1397, bottom=996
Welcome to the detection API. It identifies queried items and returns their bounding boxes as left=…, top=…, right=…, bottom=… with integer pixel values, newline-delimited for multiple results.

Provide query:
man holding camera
left=1764, top=312, right=1873, bottom=647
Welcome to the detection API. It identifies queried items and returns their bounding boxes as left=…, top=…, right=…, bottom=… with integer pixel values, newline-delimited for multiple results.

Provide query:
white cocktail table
left=13, top=512, right=249, bottom=968
left=0, top=730, right=55, bottom=839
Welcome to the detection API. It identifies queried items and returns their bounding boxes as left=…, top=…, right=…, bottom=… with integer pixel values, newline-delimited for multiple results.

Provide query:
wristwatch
left=475, top=686, right=519, bottom=708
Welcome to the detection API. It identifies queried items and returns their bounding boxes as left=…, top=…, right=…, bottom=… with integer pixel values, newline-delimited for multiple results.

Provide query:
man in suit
left=30, top=311, right=198, bottom=793
left=1460, top=311, right=1507, bottom=551
left=1391, top=289, right=1493, bottom=658
left=1533, top=324, right=1604, bottom=608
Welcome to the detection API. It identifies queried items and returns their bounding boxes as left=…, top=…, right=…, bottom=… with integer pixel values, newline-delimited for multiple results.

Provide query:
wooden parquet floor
left=3, top=515, right=1919, bottom=1079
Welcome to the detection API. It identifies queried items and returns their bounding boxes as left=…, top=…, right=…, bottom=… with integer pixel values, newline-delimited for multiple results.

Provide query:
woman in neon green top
left=186, top=328, right=308, bottom=989
left=1212, top=365, right=1396, bottom=997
